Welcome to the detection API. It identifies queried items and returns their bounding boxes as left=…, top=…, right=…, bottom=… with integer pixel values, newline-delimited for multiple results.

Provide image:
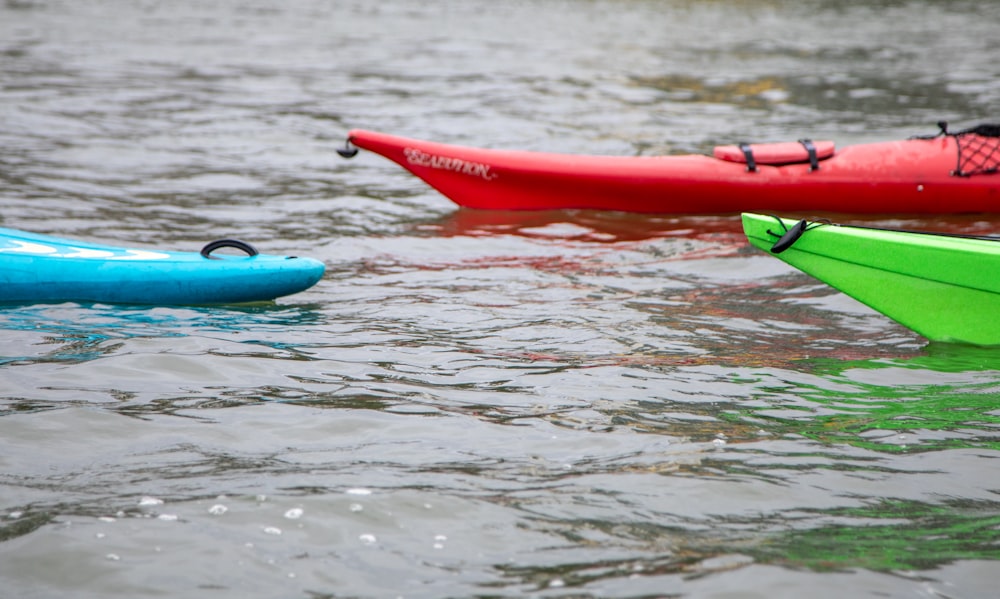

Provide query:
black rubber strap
left=799, top=139, right=820, bottom=171
left=201, top=239, right=259, bottom=259
left=739, top=142, right=757, bottom=172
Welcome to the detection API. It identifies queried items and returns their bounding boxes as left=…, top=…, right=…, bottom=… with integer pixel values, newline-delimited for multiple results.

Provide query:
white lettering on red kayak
left=403, top=148, right=497, bottom=180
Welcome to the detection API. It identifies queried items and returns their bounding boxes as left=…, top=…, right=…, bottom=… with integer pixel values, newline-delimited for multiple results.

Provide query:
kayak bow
left=742, top=212, right=1000, bottom=346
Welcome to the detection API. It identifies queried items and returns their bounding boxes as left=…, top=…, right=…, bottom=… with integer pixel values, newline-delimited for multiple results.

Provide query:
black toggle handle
left=337, top=138, right=359, bottom=158
left=769, top=219, right=808, bottom=254
left=201, top=239, right=259, bottom=259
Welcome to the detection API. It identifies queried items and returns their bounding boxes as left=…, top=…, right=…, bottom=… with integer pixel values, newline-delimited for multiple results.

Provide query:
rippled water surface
left=2, top=1, right=1000, bottom=597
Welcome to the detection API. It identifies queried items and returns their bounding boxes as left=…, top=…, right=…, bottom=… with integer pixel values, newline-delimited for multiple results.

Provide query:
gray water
left=2, top=1, right=1000, bottom=597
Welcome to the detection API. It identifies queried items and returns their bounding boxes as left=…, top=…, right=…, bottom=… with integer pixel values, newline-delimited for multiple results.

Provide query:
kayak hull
left=741, top=212, right=1000, bottom=346
left=0, top=227, right=325, bottom=305
left=345, top=129, right=999, bottom=214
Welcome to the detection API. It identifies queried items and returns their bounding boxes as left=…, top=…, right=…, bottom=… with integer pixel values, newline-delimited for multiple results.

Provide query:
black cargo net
left=913, top=121, right=1000, bottom=177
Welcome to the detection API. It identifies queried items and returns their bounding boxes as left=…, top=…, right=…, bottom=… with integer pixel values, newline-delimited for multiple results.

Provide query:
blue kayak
left=0, top=227, right=325, bottom=305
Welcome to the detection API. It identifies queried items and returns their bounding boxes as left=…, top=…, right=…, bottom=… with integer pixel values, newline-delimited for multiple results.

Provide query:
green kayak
left=741, top=212, right=1000, bottom=346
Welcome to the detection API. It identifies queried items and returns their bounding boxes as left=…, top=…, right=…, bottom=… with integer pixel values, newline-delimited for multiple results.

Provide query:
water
left=1, top=0, right=999, bottom=597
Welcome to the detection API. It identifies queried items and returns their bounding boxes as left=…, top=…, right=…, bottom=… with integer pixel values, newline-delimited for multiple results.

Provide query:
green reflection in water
left=725, top=345, right=1000, bottom=453
left=753, top=392, right=1000, bottom=453
left=0, top=511, right=53, bottom=543
left=809, top=343, right=1000, bottom=376
left=752, top=498, right=1000, bottom=571
left=494, top=498, right=1000, bottom=591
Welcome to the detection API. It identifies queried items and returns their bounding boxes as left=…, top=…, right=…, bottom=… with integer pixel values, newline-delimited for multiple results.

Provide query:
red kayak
left=339, top=123, right=999, bottom=214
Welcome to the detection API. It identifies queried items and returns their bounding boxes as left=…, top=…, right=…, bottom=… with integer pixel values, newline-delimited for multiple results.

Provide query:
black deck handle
left=769, top=219, right=808, bottom=254
left=201, top=239, right=259, bottom=259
